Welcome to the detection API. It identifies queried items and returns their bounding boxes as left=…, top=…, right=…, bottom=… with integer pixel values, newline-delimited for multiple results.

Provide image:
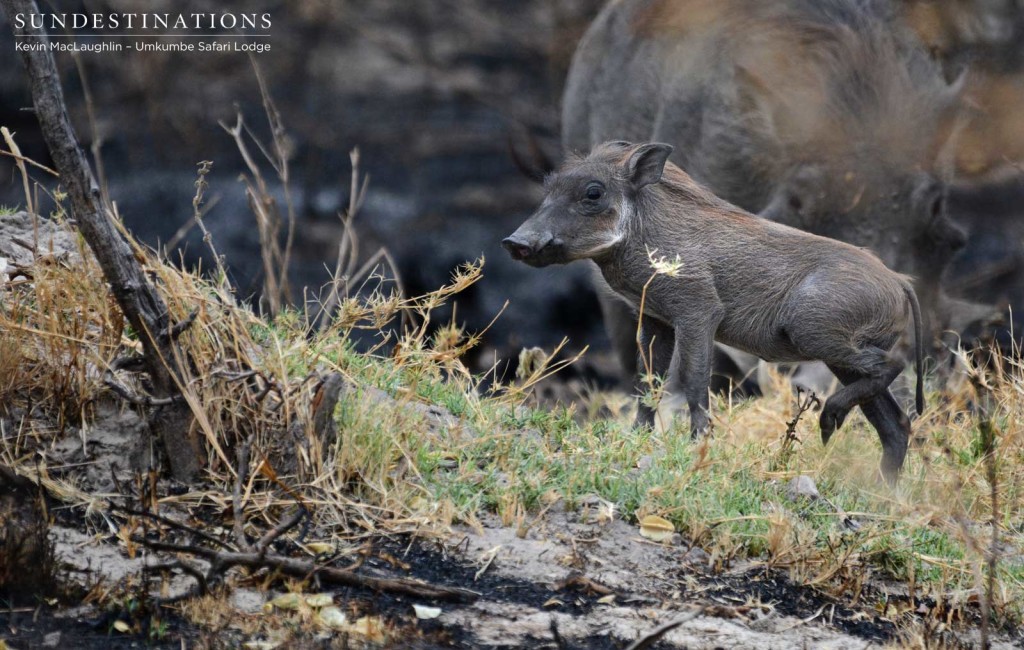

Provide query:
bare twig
left=255, top=506, right=306, bottom=558
left=160, top=309, right=200, bottom=344
left=146, top=559, right=209, bottom=596
left=233, top=438, right=254, bottom=552
left=190, top=161, right=230, bottom=291
left=251, top=57, right=296, bottom=294
left=319, top=148, right=370, bottom=330
left=68, top=47, right=108, bottom=208
left=0, top=147, right=57, bottom=176
left=1, top=127, right=35, bottom=216
left=784, top=387, right=820, bottom=448
left=132, top=536, right=479, bottom=603
left=103, top=370, right=184, bottom=407
left=624, top=611, right=702, bottom=650
left=220, top=112, right=289, bottom=315
left=112, top=506, right=232, bottom=551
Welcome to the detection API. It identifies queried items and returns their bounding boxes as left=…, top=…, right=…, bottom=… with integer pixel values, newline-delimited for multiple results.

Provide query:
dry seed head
left=646, top=246, right=685, bottom=277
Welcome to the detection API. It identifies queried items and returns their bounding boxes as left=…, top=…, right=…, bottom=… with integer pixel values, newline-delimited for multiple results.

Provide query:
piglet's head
left=502, top=141, right=673, bottom=267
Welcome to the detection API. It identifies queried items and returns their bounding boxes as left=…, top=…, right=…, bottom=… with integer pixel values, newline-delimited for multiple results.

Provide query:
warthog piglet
left=503, top=141, right=924, bottom=481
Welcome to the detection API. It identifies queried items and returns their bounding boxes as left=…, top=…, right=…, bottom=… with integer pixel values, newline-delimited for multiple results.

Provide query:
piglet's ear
left=627, top=143, right=674, bottom=190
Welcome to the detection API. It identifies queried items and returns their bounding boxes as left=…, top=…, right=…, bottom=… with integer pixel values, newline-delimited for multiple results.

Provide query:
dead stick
left=233, top=438, right=253, bottom=552
left=112, top=506, right=232, bottom=551
left=133, top=538, right=479, bottom=603
left=255, top=506, right=306, bottom=558
left=624, top=611, right=702, bottom=650
left=1, top=0, right=202, bottom=482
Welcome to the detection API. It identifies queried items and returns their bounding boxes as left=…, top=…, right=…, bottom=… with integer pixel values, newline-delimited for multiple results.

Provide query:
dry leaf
left=639, top=515, right=675, bottom=542
left=317, top=606, right=349, bottom=630
left=413, top=604, right=442, bottom=620
left=305, top=593, right=334, bottom=608
left=266, top=593, right=303, bottom=611
left=305, top=542, right=334, bottom=555
left=348, top=616, right=385, bottom=642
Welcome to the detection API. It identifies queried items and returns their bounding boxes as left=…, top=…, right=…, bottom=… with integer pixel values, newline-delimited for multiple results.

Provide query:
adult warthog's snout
left=502, top=230, right=564, bottom=266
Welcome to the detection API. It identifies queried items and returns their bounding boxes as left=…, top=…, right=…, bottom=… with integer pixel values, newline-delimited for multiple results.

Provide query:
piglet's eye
left=584, top=183, right=604, bottom=201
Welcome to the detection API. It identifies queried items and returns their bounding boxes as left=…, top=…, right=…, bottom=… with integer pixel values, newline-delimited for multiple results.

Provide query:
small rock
left=841, top=516, right=863, bottom=532
left=785, top=475, right=820, bottom=502
left=680, top=546, right=710, bottom=567
left=231, top=588, right=266, bottom=614
left=43, top=631, right=61, bottom=647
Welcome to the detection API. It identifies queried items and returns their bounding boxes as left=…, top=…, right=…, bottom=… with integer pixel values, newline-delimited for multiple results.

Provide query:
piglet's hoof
left=819, top=411, right=841, bottom=445
left=819, top=399, right=853, bottom=444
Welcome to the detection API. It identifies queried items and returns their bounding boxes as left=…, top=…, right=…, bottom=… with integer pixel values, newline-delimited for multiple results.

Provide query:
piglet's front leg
left=670, top=315, right=721, bottom=439
left=633, top=316, right=675, bottom=429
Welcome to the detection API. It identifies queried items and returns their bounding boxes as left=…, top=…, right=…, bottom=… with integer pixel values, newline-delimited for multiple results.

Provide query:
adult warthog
left=562, top=0, right=984, bottom=388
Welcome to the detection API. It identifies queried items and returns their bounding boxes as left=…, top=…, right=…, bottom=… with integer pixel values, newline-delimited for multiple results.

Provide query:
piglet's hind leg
left=820, top=348, right=902, bottom=444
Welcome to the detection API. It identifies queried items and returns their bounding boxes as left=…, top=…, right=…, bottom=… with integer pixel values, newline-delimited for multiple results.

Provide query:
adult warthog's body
left=504, top=141, right=924, bottom=481
left=563, top=0, right=970, bottom=382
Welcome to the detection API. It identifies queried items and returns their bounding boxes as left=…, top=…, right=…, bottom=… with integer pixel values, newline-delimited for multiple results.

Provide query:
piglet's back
left=656, top=163, right=899, bottom=274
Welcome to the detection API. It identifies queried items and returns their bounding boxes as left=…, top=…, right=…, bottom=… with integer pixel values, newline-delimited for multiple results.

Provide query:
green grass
left=286, top=332, right=1024, bottom=624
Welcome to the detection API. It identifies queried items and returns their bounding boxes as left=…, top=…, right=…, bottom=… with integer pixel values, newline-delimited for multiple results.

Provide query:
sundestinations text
left=13, top=13, right=272, bottom=31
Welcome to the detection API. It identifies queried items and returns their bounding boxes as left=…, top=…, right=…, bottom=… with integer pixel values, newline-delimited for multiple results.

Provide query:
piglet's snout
left=502, top=236, right=535, bottom=261
left=502, top=233, right=555, bottom=261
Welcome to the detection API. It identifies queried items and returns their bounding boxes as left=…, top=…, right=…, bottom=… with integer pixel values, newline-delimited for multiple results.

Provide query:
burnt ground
left=0, top=531, right=892, bottom=650
left=0, top=606, right=199, bottom=650
left=362, top=538, right=901, bottom=650
left=4, top=486, right=1024, bottom=650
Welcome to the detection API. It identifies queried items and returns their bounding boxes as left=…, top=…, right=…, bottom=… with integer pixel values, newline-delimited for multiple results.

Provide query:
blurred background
left=0, top=0, right=608, bottom=378
left=2, top=0, right=1024, bottom=384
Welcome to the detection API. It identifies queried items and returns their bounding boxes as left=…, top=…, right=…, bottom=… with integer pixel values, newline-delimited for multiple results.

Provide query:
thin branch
left=111, top=505, right=233, bottom=551
left=145, top=559, right=209, bottom=596
left=160, top=309, right=200, bottom=344
left=0, top=147, right=57, bottom=176
left=624, top=611, right=702, bottom=650
left=255, top=506, right=306, bottom=558
left=133, top=537, right=480, bottom=603
left=233, top=438, right=254, bottom=552
left=1, top=127, right=35, bottom=215
left=68, top=46, right=108, bottom=208
left=103, top=371, right=184, bottom=407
